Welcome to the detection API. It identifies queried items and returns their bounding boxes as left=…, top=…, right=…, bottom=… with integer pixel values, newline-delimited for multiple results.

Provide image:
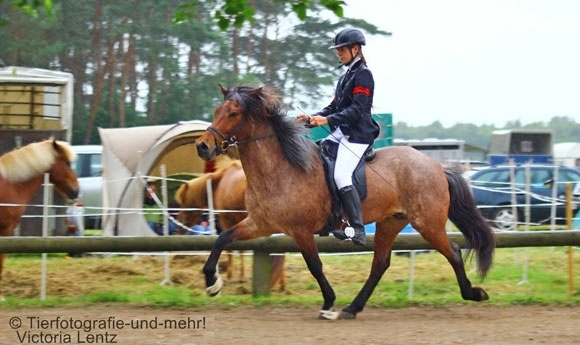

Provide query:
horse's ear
left=250, top=86, right=263, bottom=97
left=219, top=84, right=229, bottom=99
left=51, top=139, right=60, bottom=152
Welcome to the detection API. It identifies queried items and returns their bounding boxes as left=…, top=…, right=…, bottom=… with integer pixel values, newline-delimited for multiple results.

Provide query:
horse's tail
left=445, top=168, right=495, bottom=279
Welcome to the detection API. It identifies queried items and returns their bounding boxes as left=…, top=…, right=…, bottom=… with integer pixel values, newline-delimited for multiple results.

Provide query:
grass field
left=1, top=246, right=579, bottom=309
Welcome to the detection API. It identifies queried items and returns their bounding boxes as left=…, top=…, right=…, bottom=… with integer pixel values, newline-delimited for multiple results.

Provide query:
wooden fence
left=1, top=231, right=579, bottom=295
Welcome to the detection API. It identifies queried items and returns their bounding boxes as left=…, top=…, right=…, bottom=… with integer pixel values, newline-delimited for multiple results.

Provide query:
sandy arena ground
left=0, top=305, right=578, bottom=345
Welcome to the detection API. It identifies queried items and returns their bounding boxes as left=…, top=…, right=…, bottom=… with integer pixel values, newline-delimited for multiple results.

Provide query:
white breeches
left=327, top=128, right=369, bottom=189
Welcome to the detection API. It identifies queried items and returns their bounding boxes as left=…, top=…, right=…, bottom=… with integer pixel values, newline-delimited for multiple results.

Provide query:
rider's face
left=336, top=45, right=359, bottom=65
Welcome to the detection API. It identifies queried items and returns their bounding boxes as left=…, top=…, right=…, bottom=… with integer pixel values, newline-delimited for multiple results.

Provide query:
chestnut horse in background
left=174, top=155, right=286, bottom=291
left=0, top=140, right=79, bottom=301
left=195, top=84, right=495, bottom=320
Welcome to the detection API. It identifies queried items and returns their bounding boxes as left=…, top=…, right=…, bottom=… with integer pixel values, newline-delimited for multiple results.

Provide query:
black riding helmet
left=329, top=28, right=366, bottom=49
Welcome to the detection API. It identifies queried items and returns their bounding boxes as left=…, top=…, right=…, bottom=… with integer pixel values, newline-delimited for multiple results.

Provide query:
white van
left=71, top=145, right=103, bottom=228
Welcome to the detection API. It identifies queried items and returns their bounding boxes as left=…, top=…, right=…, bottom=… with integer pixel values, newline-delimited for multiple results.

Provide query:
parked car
left=71, top=145, right=103, bottom=228
left=462, top=166, right=488, bottom=181
left=466, top=164, right=580, bottom=231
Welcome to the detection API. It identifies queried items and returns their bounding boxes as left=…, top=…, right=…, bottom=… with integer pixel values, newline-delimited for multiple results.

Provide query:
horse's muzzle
left=196, top=142, right=215, bottom=161
left=67, top=187, right=80, bottom=200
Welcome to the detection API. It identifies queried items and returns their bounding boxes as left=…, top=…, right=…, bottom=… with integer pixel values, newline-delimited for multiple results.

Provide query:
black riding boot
left=332, top=186, right=367, bottom=246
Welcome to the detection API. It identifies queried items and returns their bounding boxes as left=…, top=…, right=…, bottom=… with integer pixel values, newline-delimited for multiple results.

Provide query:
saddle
left=316, top=140, right=376, bottom=236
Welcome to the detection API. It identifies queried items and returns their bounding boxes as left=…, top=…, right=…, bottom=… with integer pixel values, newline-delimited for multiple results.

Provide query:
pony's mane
left=225, top=84, right=318, bottom=172
left=176, top=161, right=237, bottom=207
left=0, top=140, right=76, bottom=182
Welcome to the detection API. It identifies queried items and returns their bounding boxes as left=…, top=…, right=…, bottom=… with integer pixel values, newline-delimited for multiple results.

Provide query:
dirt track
left=0, top=305, right=578, bottom=345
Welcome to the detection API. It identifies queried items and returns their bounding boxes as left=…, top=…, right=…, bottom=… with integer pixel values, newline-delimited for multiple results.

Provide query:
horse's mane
left=224, top=84, right=319, bottom=172
left=0, top=140, right=76, bottom=182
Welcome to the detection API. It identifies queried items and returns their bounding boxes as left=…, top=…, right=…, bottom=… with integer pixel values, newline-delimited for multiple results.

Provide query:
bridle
left=205, top=107, right=275, bottom=155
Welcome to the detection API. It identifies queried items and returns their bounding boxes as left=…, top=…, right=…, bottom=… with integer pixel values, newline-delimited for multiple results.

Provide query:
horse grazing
left=0, top=139, right=79, bottom=301
left=195, top=84, right=495, bottom=320
left=174, top=155, right=286, bottom=291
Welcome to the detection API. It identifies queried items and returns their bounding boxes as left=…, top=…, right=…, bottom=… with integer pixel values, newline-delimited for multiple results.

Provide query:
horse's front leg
left=202, top=217, right=256, bottom=296
left=340, top=224, right=399, bottom=319
left=203, top=229, right=236, bottom=296
left=293, top=233, right=337, bottom=320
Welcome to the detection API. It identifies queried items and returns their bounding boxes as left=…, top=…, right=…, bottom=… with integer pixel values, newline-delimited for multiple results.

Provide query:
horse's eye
left=229, top=112, right=238, bottom=119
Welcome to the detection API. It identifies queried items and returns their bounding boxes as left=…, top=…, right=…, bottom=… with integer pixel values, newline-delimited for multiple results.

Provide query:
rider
left=297, top=28, right=379, bottom=246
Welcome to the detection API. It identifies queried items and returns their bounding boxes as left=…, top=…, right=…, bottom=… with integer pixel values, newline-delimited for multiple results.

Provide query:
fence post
left=252, top=250, right=271, bottom=296
left=566, top=183, right=575, bottom=294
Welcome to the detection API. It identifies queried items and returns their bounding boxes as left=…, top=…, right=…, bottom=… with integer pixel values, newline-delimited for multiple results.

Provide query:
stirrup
left=332, top=229, right=349, bottom=240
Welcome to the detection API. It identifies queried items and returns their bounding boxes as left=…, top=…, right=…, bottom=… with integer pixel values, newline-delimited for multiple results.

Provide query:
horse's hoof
left=475, top=287, right=489, bottom=301
left=338, top=311, right=357, bottom=320
left=206, top=275, right=223, bottom=297
left=318, top=309, right=339, bottom=320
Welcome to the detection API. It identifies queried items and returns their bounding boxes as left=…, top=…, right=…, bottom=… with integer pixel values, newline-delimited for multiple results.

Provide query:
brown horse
left=174, top=155, right=286, bottom=291
left=0, top=139, right=79, bottom=301
left=195, top=84, right=495, bottom=320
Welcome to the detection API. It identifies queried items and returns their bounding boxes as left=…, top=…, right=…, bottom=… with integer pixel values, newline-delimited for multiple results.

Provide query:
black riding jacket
left=317, top=59, right=380, bottom=145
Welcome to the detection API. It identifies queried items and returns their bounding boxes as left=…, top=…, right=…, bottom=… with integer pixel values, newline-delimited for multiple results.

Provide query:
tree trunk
left=107, top=34, right=119, bottom=127
left=146, top=58, right=158, bottom=125
left=84, top=0, right=104, bottom=144
left=232, top=27, right=240, bottom=77
left=118, top=33, right=136, bottom=128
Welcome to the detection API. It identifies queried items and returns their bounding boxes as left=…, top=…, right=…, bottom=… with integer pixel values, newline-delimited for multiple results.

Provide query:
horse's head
left=196, top=84, right=270, bottom=161
left=197, top=83, right=318, bottom=172
left=48, top=140, right=80, bottom=200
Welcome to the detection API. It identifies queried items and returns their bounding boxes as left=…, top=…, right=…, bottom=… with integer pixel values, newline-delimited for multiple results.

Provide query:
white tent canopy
left=99, top=121, right=211, bottom=236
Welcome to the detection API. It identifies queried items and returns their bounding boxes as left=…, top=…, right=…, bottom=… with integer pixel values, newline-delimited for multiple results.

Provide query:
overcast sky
left=342, top=0, right=580, bottom=127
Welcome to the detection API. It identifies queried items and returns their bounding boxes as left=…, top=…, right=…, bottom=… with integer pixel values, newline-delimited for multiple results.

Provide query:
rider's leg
left=331, top=138, right=368, bottom=246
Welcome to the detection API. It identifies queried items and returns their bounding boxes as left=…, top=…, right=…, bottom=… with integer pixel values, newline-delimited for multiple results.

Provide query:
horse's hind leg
left=340, top=224, right=400, bottom=319
left=225, top=251, right=233, bottom=280
left=270, top=254, right=286, bottom=291
left=239, top=250, right=245, bottom=282
left=420, top=226, right=489, bottom=302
